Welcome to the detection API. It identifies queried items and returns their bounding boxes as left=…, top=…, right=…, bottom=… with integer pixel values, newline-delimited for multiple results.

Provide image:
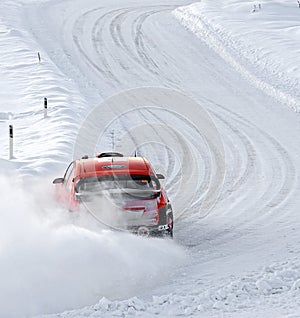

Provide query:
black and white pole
left=44, top=97, right=48, bottom=118
left=9, top=124, right=13, bottom=160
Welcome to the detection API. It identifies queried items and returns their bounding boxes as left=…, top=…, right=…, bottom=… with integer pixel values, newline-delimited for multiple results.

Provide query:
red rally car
left=53, top=152, right=174, bottom=237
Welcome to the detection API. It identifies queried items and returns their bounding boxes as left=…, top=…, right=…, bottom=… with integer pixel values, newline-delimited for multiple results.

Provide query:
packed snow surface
left=1, top=0, right=300, bottom=317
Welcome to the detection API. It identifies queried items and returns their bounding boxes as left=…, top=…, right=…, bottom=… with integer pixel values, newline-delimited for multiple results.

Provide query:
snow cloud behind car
left=0, top=174, right=185, bottom=318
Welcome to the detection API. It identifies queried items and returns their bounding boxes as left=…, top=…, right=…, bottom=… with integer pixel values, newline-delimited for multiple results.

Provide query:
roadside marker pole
left=9, top=124, right=13, bottom=160
left=44, top=97, right=48, bottom=118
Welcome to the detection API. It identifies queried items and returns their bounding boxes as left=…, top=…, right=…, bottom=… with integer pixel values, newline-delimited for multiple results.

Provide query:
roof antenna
left=134, top=151, right=137, bottom=157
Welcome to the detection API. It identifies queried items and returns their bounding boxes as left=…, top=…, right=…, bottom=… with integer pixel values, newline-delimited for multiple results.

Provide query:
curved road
left=25, top=0, right=300, bottom=312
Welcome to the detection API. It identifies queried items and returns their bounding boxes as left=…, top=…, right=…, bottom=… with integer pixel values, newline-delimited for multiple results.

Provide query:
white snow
left=1, top=0, right=300, bottom=317
left=173, top=1, right=300, bottom=112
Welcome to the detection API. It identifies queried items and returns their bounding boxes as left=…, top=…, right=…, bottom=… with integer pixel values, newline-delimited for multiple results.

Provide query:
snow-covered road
left=1, top=0, right=300, bottom=317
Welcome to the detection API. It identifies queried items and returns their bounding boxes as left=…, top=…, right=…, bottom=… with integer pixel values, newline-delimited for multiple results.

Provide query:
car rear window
left=75, top=175, right=160, bottom=193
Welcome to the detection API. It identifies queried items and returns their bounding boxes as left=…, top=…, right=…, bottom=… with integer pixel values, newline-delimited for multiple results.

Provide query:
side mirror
left=156, top=174, right=165, bottom=180
left=53, top=177, right=64, bottom=184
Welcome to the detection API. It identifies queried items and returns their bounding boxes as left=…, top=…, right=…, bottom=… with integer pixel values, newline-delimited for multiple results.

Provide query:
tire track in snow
left=209, top=104, right=297, bottom=227
left=74, top=5, right=222, bottom=218
left=131, top=6, right=180, bottom=88
left=72, top=8, right=113, bottom=80
left=210, top=111, right=257, bottom=203
left=90, top=6, right=180, bottom=88
left=121, top=5, right=297, bottom=225
left=67, top=3, right=297, bottom=239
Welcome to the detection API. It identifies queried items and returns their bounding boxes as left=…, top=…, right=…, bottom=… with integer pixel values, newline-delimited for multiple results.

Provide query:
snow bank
left=38, top=260, right=300, bottom=317
left=0, top=1, right=88, bottom=177
left=173, top=1, right=300, bottom=111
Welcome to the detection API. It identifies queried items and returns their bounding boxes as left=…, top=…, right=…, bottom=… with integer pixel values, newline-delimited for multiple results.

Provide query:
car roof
left=76, top=156, right=154, bottom=178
